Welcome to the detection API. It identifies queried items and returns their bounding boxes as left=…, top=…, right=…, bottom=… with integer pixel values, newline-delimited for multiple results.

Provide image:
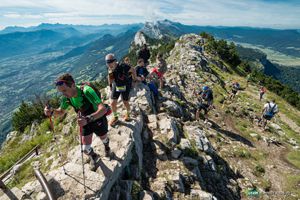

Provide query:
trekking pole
left=46, top=103, right=67, bottom=175
left=78, top=111, right=86, bottom=193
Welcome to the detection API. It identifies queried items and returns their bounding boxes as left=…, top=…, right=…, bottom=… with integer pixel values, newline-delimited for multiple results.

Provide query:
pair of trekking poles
left=46, top=104, right=87, bottom=193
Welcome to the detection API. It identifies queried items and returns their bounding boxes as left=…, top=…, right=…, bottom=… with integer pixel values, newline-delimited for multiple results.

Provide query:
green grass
left=260, top=178, right=272, bottom=192
left=0, top=131, right=52, bottom=174
left=280, top=122, right=300, bottom=144
left=0, top=119, right=55, bottom=175
left=174, top=98, right=185, bottom=106
left=286, top=150, right=300, bottom=169
left=284, top=174, right=300, bottom=200
left=234, top=118, right=254, bottom=140
left=131, top=181, right=143, bottom=200
left=232, top=147, right=251, bottom=159
left=253, top=164, right=265, bottom=177
left=6, top=160, right=35, bottom=189
left=251, top=150, right=269, bottom=161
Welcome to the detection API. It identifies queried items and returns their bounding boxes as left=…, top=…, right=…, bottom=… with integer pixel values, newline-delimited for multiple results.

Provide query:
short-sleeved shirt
left=136, top=65, right=149, bottom=84
left=260, top=87, right=266, bottom=93
left=263, top=102, right=278, bottom=114
left=60, top=85, right=102, bottom=112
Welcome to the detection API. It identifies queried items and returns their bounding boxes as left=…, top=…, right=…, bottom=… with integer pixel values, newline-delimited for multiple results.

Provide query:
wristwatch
left=86, top=115, right=95, bottom=123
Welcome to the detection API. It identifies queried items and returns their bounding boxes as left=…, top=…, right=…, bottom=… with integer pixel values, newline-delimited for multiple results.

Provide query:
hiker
left=106, top=53, right=135, bottom=126
left=135, top=58, right=159, bottom=98
left=246, top=74, right=252, bottom=87
left=44, top=73, right=111, bottom=171
left=258, top=100, right=278, bottom=130
left=123, top=56, right=135, bottom=87
left=136, top=58, right=149, bottom=84
left=138, top=44, right=151, bottom=66
left=229, top=81, right=240, bottom=100
left=149, top=53, right=167, bottom=89
left=195, top=86, right=214, bottom=123
left=259, top=86, right=267, bottom=101
left=123, top=57, right=131, bottom=66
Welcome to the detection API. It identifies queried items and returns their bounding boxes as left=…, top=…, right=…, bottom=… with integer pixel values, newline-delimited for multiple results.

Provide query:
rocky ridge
left=1, top=33, right=300, bottom=200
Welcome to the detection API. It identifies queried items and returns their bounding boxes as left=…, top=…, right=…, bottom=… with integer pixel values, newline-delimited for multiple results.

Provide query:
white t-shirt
left=264, top=102, right=278, bottom=114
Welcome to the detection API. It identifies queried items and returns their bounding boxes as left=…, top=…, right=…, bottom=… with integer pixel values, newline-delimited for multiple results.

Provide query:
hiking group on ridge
left=43, top=40, right=279, bottom=177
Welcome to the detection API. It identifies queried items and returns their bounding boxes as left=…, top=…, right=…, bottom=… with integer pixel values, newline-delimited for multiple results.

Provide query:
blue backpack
left=264, top=103, right=277, bottom=119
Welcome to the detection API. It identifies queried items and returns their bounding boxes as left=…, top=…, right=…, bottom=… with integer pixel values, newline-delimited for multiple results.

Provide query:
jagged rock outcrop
left=133, top=31, right=147, bottom=46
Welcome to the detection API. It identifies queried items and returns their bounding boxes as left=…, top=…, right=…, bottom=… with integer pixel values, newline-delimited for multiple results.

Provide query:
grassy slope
left=207, top=60, right=300, bottom=199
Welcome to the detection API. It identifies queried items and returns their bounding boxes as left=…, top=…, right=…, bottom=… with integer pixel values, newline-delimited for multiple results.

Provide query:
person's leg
left=195, top=110, right=200, bottom=121
left=259, top=92, right=263, bottom=101
left=109, top=86, right=120, bottom=126
left=159, top=78, right=164, bottom=89
left=123, top=100, right=130, bottom=121
left=99, top=134, right=110, bottom=157
left=92, top=117, right=111, bottom=158
left=110, top=99, right=119, bottom=125
left=81, top=133, right=98, bottom=171
left=203, top=105, right=209, bottom=123
left=121, top=86, right=131, bottom=121
left=263, top=119, right=268, bottom=130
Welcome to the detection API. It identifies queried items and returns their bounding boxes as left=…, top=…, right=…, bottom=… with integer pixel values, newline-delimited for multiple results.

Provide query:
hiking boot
left=109, top=116, right=119, bottom=126
left=123, top=113, right=130, bottom=121
left=104, top=145, right=111, bottom=158
left=88, top=149, right=98, bottom=171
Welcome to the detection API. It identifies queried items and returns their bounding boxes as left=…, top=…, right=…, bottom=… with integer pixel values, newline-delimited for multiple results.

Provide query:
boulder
left=190, top=189, right=217, bottom=200
left=184, top=126, right=214, bottom=153
left=270, top=123, right=282, bottom=131
left=162, top=100, right=183, bottom=118
left=180, top=138, right=192, bottom=150
left=158, top=115, right=181, bottom=145
left=171, top=148, right=182, bottom=159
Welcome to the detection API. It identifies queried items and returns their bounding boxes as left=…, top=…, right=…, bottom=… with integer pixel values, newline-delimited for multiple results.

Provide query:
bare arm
left=44, top=107, right=66, bottom=118
left=130, top=66, right=137, bottom=81
left=89, top=103, right=107, bottom=120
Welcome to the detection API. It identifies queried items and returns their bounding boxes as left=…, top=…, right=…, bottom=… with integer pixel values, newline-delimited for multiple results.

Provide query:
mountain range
left=0, top=19, right=300, bottom=145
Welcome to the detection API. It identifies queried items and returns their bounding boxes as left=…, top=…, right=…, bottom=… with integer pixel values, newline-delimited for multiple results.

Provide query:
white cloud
left=3, top=13, right=42, bottom=19
left=3, top=13, right=22, bottom=18
left=0, top=0, right=299, bottom=29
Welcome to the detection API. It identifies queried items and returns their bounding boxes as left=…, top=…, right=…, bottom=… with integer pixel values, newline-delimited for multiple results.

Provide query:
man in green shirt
left=44, top=73, right=110, bottom=171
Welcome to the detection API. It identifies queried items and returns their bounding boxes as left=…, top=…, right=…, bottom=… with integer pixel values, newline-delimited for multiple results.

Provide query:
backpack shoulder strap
left=270, top=103, right=277, bottom=112
left=67, top=85, right=86, bottom=112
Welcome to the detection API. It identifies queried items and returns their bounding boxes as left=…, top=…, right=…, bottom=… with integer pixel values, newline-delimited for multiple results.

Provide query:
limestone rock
left=162, top=100, right=183, bottom=118
left=180, top=138, right=191, bottom=150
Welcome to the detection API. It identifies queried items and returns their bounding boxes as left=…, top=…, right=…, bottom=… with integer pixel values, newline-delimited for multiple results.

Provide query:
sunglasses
left=55, top=80, right=68, bottom=86
left=106, top=59, right=116, bottom=64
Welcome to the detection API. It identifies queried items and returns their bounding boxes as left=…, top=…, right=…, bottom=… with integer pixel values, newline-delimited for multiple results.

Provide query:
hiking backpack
left=265, top=103, right=277, bottom=118
left=67, top=82, right=111, bottom=115
left=201, top=89, right=213, bottom=101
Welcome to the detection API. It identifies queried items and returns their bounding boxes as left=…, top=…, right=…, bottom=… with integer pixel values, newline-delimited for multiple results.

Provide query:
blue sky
left=0, top=0, right=299, bottom=30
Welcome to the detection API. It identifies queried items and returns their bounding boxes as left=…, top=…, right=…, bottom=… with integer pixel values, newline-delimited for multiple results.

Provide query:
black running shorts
left=197, top=103, right=210, bottom=114
left=111, top=84, right=131, bottom=101
left=82, top=117, right=108, bottom=137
